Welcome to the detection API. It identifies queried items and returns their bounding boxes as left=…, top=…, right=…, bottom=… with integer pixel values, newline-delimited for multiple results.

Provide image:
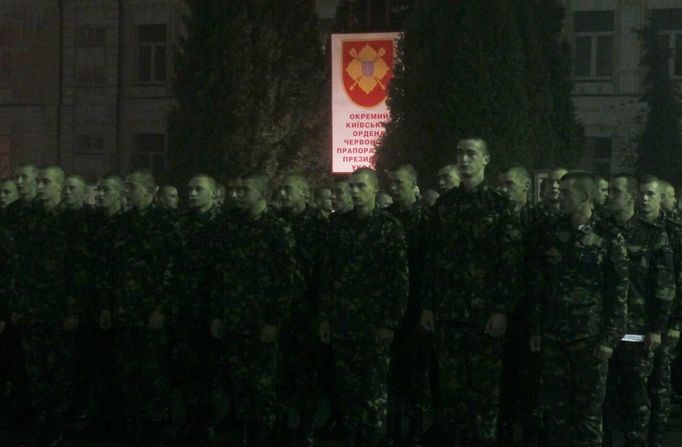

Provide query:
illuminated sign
left=331, top=32, right=400, bottom=173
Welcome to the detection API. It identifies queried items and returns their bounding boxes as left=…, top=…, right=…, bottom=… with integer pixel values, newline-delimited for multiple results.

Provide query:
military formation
left=0, top=137, right=681, bottom=447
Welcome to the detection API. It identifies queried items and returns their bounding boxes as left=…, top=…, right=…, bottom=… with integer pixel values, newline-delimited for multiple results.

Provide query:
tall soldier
left=276, top=173, right=327, bottom=446
left=9, top=166, right=75, bottom=444
left=420, top=138, right=521, bottom=446
left=386, top=164, right=429, bottom=445
left=103, top=169, right=183, bottom=444
left=529, top=172, right=629, bottom=447
left=602, top=175, right=675, bottom=447
left=497, top=165, right=545, bottom=446
left=319, top=167, right=408, bottom=446
left=209, top=172, right=297, bottom=447
left=648, top=177, right=682, bottom=447
left=171, top=174, right=221, bottom=444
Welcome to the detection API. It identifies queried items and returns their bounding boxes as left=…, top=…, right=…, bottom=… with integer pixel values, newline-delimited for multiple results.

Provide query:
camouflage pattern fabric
left=532, top=215, right=629, bottom=446
left=421, top=182, right=521, bottom=445
left=320, top=207, right=408, bottom=441
left=210, top=208, right=297, bottom=435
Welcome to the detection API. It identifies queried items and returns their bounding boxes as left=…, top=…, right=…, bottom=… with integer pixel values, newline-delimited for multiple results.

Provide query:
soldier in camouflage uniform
left=648, top=178, right=682, bottom=447
left=385, top=164, right=429, bottom=445
left=529, top=171, right=629, bottom=447
left=209, top=172, right=297, bottom=447
left=602, top=175, right=675, bottom=447
left=172, top=174, right=221, bottom=443
left=436, top=164, right=460, bottom=194
left=103, top=169, right=183, bottom=444
left=0, top=179, right=18, bottom=211
left=319, top=167, right=408, bottom=446
left=8, top=166, right=76, bottom=443
left=660, top=179, right=680, bottom=222
left=332, top=176, right=354, bottom=216
left=276, top=173, right=327, bottom=446
left=539, top=168, right=568, bottom=213
left=497, top=164, right=546, bottom=446
left=314, top=186, right=333, bottom=219
left=420, top=138, right=521, bottom=447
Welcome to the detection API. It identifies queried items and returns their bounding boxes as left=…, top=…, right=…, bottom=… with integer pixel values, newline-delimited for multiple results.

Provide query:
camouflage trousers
left=541, top=337, right=608, bottom=447
left=224, top=337, right=279, bottom=428
left=333, top=339, right=391, bottom=444
left=169, top=324, right=219, bottom=424
left=648, top=334, right=679, bottom=445
left=603, top=341, right=654, bottom=446
left=21, top=324, right=75, bottom=428
left=114, top=326, right=170, bottom=427
left=434, top=323, right=503, bottom=445
left=499, top=326, right=542, bottom=445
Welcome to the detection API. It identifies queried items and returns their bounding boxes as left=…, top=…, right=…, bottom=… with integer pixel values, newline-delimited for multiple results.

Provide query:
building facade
left=0, top=0, right=187, bottom=180
left=565, top=0, right=682, bottom=175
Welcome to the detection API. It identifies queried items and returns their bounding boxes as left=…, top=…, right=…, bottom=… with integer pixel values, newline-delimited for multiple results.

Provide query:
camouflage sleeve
left=208, top=225, right=228, bottom=322
left=381, top=219, right=409, bottom=330
left=420, top=207, right=439, bottom=313
left=318, top=222, right=337, bottom=324
left=156, top=218, right=185, bottom=315
left=599, top=232, right=629, bottom=348
left=0, top=230, right=15, bottom=320
left=668, top=227, right=682, bottom=332
left=264, top=221, right=297, bottom=328
left=649, top=231, right=675, bottom=334
left=492, top=201, right=523, bottom=316
left=529, top=220, right=550, bottom=337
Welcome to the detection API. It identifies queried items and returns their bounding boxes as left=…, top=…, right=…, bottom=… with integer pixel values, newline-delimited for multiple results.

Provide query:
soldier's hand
left=99, top=310, right=112, bottom=330
left=593, top=343, right=613, bottom=361
left=10, top=312, right=22, bottom=325
left=485, top=313, right=507, bottom=338
left=148, top=311, right=165, bottom=331
left=420, top=310, right=434, bottom=332
left=63, top=317, right=78, bottom=331
left=376, top=327, right=394, bottom=345
left=529, top=335, right=542, bottom=352
left=319, top=320, right=331, bottom=344
left=645, top=332, right=662, bottom=351
left=210, top=319, right=223, bottom=339
left=260, top=325, right=278, bottom=343
left=0, top=321, right=5, bottom=334
left=667, top=329, right=681, bottom=344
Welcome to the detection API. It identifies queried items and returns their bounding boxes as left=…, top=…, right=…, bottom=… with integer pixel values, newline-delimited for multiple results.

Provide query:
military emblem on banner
left=342, top=39, right=395, bottom=108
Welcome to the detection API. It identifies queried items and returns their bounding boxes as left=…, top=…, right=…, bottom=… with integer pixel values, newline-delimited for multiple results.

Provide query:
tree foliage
left=636, top=16, right=682, bottom=184
left=168, top=0, right=326, bottom=184
left=376, top=0, right=583, bottom=184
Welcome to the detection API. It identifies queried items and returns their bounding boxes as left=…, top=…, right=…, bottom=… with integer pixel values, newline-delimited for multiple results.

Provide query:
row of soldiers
left=0, top=136, right=681, bottom=447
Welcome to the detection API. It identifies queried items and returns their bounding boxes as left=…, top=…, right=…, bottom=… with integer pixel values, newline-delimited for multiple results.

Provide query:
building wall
left=565, top=0, right=682, bottom=175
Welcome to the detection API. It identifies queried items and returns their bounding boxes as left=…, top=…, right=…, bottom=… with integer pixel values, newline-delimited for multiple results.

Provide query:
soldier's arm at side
left=650, top=231, right=676, bottom=335
left=599, top=233, right=630, bottom=350
left=381, top=219, right=409, bottom=334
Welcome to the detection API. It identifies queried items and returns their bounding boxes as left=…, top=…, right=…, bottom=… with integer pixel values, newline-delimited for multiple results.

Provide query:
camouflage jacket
left=531, top=214, right=629, bottom=348
left=10, top=205, right=70, bottom=324
left=386, top=200, right=427, bottom=321
left=607, top=213, right=674, bottom=334
left=176, top=205, right=222, bottom=324
left=421, top=181, right=522, bottom=324
left=0, top=226, right=15, bottom=319
left=278, top=206, right=328, bottom=324
left=104, top=207, right=184, bottom=327
left=209, top=209, right=297, bottom=337
left=320, top=207, right=408, bottom=342
left=663, top=213, right=682, bottom=332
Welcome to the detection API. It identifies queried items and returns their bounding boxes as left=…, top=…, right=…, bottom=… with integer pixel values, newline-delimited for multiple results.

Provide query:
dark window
left=676, top=34, right=682, bottom=76
left=573, top=11, right=615, bottom=78
left=652, top=9, right=682, bottom=30
left=77, top=26, right=106, bottom=46
left=138, top=24, right=167, bottom=83
left=76, top=135, right=104, bottom=153
left=134, top=133, right=166, bottom=172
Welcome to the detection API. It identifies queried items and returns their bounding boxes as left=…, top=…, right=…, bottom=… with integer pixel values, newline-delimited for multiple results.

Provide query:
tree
left=636, top=16, right=682, bottom=184
left=376, top=0, right=583, bottom=184
left=168, top=0, right=325, bottom=184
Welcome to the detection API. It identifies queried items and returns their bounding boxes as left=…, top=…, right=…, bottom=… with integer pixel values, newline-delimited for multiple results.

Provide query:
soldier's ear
left=482, top=154, right=491, bottom=167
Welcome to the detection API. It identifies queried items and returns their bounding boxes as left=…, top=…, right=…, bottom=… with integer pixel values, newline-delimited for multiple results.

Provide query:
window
left=134, top=133, right=167, bottom=172
left=76, top=26, right=106, bottom=46
left=137, top=24, right=167, bottom=83
left=573, top=11, right=614, bottom=78
left=653, top=9, right=682, bottom=78
left=583, top=137, right=612, bottom=176
left=76, top=135, right=104, bottom=154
